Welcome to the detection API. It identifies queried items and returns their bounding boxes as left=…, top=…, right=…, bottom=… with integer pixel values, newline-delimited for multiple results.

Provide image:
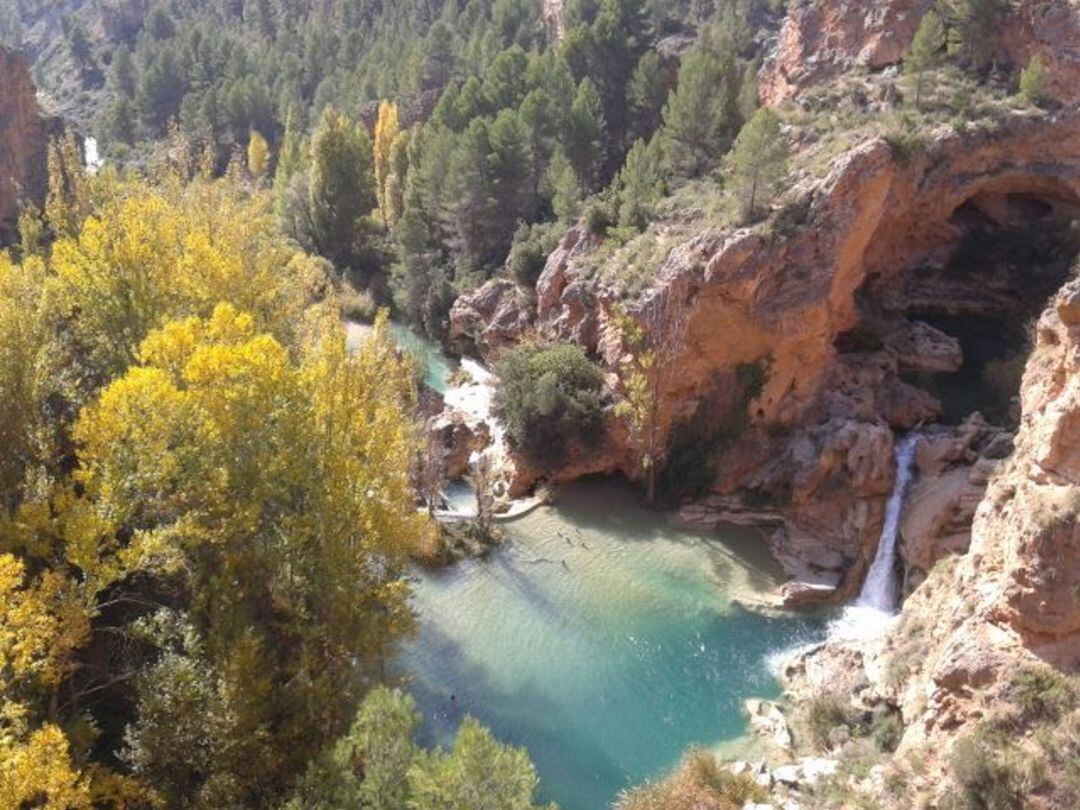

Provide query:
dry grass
left=614, top=749, right=767, bottom=810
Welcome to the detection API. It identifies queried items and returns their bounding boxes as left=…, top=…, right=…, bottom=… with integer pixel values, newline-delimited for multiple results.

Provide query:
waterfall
left=830, top=432, right=920, bottom=640
left=765, top=433, right=920, bottom=670
left=854, top=433, right=920, bottom=611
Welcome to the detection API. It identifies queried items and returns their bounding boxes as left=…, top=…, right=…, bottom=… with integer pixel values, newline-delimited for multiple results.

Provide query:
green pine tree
left=626, top=51, right=671, bottom=142
left=906, top=9, right=946, bottom=109
left=308, top=107, right=375, bottom=268
left=616, top=137, right=663, bottom=230
left=943, top=0, right=1008, bottom=72
left=730, top=107, right=788, bottom=222
left=1018, top=54, right=1046, bottom=105
left=660, top=33, right=741, bottom=176
left=545, top=146, right=583, bottom=222
left=564, top=78, right=606, bottom=190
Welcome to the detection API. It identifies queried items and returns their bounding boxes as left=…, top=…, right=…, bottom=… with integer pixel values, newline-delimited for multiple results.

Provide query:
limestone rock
left=426, top=411, right=491, bottom=479
left=760, top=0, right=930, bottom=106
left=882, top=319, right=962, bottom=374
left=0, top=48, right=58, bottom=243
left=759, top=0, right=1080, bottom=107
left=783, top=280, right=1080, bottom=802
left=744, top=699, right=794, bottom=751
left=447, top=278, right=532, bottom=360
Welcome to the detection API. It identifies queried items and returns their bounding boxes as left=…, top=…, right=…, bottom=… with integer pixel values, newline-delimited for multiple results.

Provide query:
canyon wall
left=452, top=108, right=1080, bottom=600
left=783, top=276, right=1080, bottom=798
left=0, top=47, right=55, bottom=243
left=759, top=0, right=1080, bottom=107
left=447, top=0, right=1080, bottom=603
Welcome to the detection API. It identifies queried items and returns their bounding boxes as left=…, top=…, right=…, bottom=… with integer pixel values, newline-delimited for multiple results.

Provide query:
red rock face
left=788, top=279, right=1080, bottom=775
left=760, top=0, right=931, bottom=106
left=535, top=112, right=1080, bottom=453
left=455, top=111, right=1080, bottom=599
left=760, top=0, right=1080, bottom=108
left=0, top=48, right=53, bottom=243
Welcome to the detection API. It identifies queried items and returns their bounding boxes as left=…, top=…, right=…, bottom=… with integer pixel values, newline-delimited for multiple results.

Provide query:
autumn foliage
left=0, top=158, right=433, bottom=806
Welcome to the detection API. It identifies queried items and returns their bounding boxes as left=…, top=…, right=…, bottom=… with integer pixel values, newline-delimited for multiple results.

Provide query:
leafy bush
left=1011, top=667, right=1077, bottom=725
left=870, top=711, right=903, bottom=754
left=338, top=285, right=377, bottom=322
left=802, top=693, right=857, bottom=752
left=883, top=120, right=928, bottom=167
left=585, top=198, right=616, bottom=236
left=507, top=222, right=562, bottom=287
left=948, top=728, right=1032, bottom=810
left=495, top=343, right=605, bottom=464
left=287, top=687, right=550, bottom=809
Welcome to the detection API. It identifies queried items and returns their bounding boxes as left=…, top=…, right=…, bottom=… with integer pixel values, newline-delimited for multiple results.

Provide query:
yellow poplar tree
left=44, top=132, right=91, bottom=239
left=247, top=129, right=270, bottom=179
left=373, top=100, right=401, bottom=225
left=72, top=305, right=432, bottom=797
left=0, top=254, right=47, bottom=513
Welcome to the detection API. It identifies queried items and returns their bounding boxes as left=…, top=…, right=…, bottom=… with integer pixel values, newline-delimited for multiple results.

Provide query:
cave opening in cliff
left=851, top=190, right=1080, bottom=428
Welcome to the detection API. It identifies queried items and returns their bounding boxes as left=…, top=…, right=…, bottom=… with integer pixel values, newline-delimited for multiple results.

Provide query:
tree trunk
left=747, top=170, right=758, bottom=222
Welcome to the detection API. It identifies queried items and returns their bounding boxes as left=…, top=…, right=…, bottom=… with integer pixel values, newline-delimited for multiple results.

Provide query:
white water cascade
left=830, top=432, right=920, bottom=640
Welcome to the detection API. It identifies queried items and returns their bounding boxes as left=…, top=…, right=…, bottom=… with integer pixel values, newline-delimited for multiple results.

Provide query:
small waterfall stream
left=831, top=432, right=920, bottom=640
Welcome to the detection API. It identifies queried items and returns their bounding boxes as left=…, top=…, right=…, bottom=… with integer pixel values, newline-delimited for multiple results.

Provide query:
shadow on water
left=548, top=477, right=786, bottom=585
left=396, top=621, right=628, bottom=805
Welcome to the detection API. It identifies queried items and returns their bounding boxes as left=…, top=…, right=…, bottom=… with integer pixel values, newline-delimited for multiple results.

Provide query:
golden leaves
left=0, top=720, right=92, bottom=810
left=0, top=554, right=90, bottom=691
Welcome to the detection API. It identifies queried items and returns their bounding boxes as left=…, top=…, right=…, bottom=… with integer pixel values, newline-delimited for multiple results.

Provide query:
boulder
left=447, top=278, right=532, bottom=360
left=882, top=319, right=962, bottom=374
left=426, top=411, right=491, bottom=479
left=744, top=699, right=794, bottom=751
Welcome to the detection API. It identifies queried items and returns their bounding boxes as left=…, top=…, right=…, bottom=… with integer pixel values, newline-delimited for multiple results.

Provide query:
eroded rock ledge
left=450, top=106, right=1080, bottom=603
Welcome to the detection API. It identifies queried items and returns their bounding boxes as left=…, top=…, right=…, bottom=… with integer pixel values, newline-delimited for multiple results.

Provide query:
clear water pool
left=397, top=479, right=826, bottom=809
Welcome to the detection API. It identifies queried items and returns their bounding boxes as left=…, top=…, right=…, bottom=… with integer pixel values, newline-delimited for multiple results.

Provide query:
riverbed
left=397, top=479, right=826, bottom=809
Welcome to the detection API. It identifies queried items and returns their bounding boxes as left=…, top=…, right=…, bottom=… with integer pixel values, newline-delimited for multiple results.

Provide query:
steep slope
left=760, top=0, right=1080, bottom=107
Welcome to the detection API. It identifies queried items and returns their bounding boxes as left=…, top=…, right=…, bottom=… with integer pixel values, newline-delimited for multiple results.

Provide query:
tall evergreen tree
left=488, top=108, right=537, bottom=239
left=308, top=107, right=375, bottom=268
left=906, top=9, right=945, bottom=109
left=942, top=0, right=1008, bottom=71
left=421, top=21, right=457, bottom=90
left=564, top=78, right=606, bottom=190
left=616, top=136, right=663, bottom=230
left=545, top=146, right=583, bottom=223
left=273, top=106, right=303, bottom=217
left=483, top=45, right=529, bottom=111
left=626, top=51, right=671, bottom=143
left=730, top=107, right=787, bottom=222
left=109, top=45, right=136, bottom=98
left=444, top=119, right=498, bottom=278
left=660, top=34, right=741, bottom=176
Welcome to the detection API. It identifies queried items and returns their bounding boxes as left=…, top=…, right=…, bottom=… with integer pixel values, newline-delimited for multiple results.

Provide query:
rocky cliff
left=447, top=0, right=1080, bottom=606
left=759, top=0, right=1080, bottom=107
left=453, top=105, right=1080, bottom=601
left=0, top=47, right=55, bottom=243
left=775, top=275, right=1080, bottom=805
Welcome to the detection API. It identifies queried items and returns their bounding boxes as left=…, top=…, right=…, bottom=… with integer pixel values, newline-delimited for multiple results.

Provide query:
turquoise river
left=397, top=480, right=826, bottom=809
left=347, top=321, right=827, bottom=808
